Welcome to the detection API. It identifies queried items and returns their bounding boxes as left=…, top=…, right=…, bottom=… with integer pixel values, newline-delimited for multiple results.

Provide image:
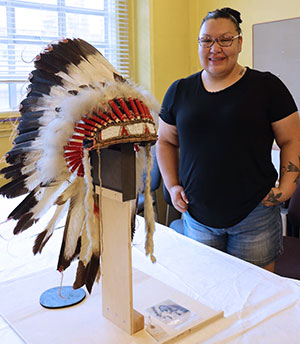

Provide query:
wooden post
left=91, top=144, right=144, bottom=334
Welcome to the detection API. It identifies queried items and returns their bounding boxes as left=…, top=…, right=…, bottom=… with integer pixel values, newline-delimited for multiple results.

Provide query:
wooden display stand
left=91, top=144, right=144, bottom=335
left=100, top=187, right=144, bottom=334
left=90, top=144, right=224, bottom=342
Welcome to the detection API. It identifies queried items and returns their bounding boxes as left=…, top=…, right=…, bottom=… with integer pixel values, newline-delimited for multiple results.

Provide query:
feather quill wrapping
left=144, top=144, right=156, bottom=263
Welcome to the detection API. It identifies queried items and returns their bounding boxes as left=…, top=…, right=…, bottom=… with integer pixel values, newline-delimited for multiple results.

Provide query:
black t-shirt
left=160, top=67, right=298, bottom=228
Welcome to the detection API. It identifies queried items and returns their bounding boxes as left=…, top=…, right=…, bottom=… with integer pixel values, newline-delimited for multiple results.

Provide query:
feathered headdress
left=0, top=38, right=159, bottom=293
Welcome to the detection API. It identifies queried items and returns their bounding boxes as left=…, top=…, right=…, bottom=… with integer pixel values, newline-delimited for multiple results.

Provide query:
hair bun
left=222, top=7, right=242, bottom=24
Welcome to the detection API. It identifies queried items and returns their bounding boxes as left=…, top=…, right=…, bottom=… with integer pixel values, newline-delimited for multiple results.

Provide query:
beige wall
left=0, top=118, right=15, bottom=186
left=194, top=0, right=300, bottom=69
left=132, top=0, right=300, bottom=103
left=132, top=0, right=195, bottom=102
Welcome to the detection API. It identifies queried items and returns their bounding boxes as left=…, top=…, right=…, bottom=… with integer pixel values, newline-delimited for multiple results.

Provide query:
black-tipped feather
left=27, top=84, right=51, bottom=97
left=1, top=169, right=22, bottom=180
left=5, top=146, right=35, bottom=163
left=10, top=141, right=34, bottom=151
left=63, top=39, right=92, bottom=61
left=74, top=38, right=100, bottom=58
left=45, top=42, right=83, bottom=67
left=34, top=52, right=69, bottom=74
left=33, top=229, right=53, bottom=254
left=13, top=212, right=35, bottom=234
left=0, top=162, right=24, bottom=178
left=8, top=189, right=38, bottom=220
left=72, top=254, right=99, bottom=294
left=5, top=152, right=26, bottom=165
left=29, top=69, right=63, bottom=86
left=84, top=254, right=100, bottom=293
left=20, top=111, right=44, bottom=121
left=57, top=236, right=81, bottom=271
left=72, top=261, right=87, bottom=290
left=14, top=130, right=39, bottom=144
left=0, top=174, right=29, bottom=198
left=17, top=119, right=41, bottom=134
left=19, top=103, right=45, bottom=114
left=20, top=96, right=43, bottom=107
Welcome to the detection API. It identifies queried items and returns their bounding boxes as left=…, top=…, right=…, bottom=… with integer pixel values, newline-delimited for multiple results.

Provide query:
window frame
left=0, top=0, right=130, bottom=112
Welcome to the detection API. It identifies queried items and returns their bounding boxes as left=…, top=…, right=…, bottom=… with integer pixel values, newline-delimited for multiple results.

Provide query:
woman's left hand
left=261, top=187, right=284, bottom=206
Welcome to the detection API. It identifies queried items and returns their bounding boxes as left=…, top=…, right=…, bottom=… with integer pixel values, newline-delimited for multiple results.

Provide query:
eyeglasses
left=198, top=34, right=241, bottom=48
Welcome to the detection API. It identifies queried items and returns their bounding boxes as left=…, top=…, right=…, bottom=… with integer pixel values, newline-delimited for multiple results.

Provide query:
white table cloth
left=1, top=196, right=300, bottom=343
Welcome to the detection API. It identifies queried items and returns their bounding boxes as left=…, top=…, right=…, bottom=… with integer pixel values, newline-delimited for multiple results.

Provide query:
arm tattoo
left=280, top=165, right=287, bottom=177
left=287, top=155, right=300, bottom=184
left=265, top=189, right=282, bottom=204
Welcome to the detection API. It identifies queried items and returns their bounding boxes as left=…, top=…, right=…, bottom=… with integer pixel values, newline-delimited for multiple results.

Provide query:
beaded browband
left=64, top=97, right=157, bottom=177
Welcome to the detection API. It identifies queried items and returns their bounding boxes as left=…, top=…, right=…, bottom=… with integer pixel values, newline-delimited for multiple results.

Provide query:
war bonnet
left=0, top=38, right=159, bottom=293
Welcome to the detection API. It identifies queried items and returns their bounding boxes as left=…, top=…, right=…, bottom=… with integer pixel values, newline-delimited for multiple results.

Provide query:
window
left=0, top=0, right=130, bottom=112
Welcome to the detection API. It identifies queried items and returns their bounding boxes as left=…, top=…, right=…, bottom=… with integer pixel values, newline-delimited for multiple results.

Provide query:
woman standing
left=157, top=8, right=300, bottom=272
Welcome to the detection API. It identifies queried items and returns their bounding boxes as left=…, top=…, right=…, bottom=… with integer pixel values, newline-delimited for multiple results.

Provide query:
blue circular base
left=40, top=286, right=86, bottom=309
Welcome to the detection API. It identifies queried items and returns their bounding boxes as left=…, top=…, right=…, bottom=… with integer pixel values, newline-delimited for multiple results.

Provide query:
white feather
left=79, top=223, right=90, bottom=264
left=55, top=176, right=81, bottom=205
left=39, top=201, right=69, bottom=249
left=29, top=180, right=70, bottom=221
left=64, top=179, right=86, bottom=259
left=81, top=150, right=99, bottom=265
left=65, top=58, right=114, bottom=85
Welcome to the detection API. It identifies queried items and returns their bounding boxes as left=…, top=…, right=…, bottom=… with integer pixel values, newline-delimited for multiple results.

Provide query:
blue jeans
left=183, top=202, right=283, bottom=267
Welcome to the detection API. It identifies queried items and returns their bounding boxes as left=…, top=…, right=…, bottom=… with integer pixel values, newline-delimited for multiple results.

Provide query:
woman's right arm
left=156, top=118, right=189, bottom=213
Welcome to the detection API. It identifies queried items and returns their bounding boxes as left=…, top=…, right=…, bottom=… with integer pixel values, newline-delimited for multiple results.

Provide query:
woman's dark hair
left=201, top=8, right=242, bottom=34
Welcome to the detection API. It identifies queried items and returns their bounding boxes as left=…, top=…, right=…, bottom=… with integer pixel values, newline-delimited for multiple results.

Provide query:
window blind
left=0, top=0, right=130, bottom=111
